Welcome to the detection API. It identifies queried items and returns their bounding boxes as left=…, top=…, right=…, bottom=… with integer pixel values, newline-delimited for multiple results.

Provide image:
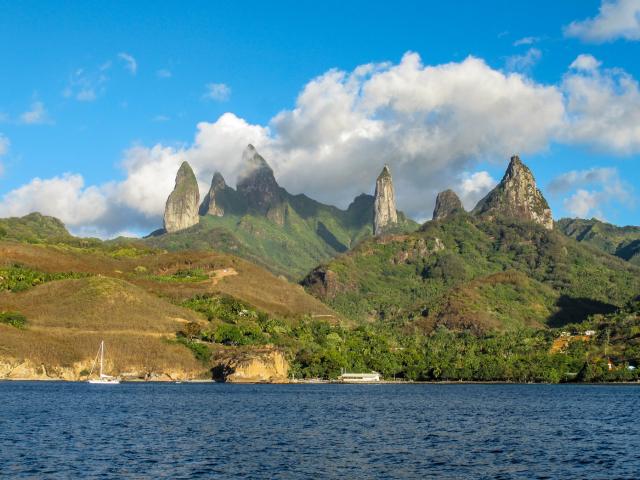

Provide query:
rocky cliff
left=213, top=348, right=289, bottom=383
left=236, top=145, right=283, bottom=215
left=472, top=155, right=553, bottom=230
left=200, top=172, right=227, bottom=217
left=433, top=189, right=464, bottom=221
left=164, top=161, right=200, bottom=233
left=373, top=165, right=398, bottom=235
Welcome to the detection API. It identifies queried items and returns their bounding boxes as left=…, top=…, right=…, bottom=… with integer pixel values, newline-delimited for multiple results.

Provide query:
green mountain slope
left=0, top=212, right=74, bottom=243
left=303, top=213, right=640, bottom=330
left=146, top=146, right=417, bottom=279
left=558, top=218, right=640, bottom=266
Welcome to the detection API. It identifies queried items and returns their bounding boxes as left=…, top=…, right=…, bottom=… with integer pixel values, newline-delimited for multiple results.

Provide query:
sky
left=0, top=0, right=639, bottom=237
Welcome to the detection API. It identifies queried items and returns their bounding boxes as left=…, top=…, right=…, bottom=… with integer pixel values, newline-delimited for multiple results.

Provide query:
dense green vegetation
left=0, top=264, right=89, bottom=292
left=0, top=212, right=73, bottom=243
left=177, top=290, right=640, bottom=382
left=558, top=218, right=640, bottom=266
left=304, top=214, right=640, bottom=329
left=0, top=311, right=27, bottom=329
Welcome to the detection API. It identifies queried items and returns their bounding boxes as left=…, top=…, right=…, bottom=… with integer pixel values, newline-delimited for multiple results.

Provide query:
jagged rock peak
left=163, top=161, right=200, bottom=233
left=200, top=172, right=227, bottom=217
left=237, top=144, right=282, bottom=214
left=373, top=164, right=398, bottom=235
left=433, top=189, right=464, bottom=221
left=472, top=154, right=553, bottom=230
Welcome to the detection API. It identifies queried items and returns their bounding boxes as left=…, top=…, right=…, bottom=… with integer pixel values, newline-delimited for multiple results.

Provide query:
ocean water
left=0, top=383, right=638, bottom=479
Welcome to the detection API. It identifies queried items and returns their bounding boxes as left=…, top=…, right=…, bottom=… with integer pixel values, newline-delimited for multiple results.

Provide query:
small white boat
left=87, top=340, right=120, bottom=384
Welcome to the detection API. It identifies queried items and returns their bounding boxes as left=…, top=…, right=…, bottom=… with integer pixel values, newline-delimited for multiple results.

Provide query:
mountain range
left=146, top=145, right=416, bottom=278
left=1, top=151, right=639, bottom=382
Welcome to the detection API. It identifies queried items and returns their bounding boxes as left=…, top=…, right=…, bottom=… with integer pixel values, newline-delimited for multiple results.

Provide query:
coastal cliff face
left=164, top=161, right=200, bottom=233
left=472, top=155, right=553, bottom=230
left=215, top=348, right=289, bottom=383
left=0, top=357, right=205, bottom=382
left=433, top=189, right=464, bottom=221
left=373, top=165, right=398, bottom=235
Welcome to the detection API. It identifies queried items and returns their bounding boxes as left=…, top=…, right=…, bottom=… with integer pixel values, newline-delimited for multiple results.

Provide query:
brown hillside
left=0, top=242, right=335, bottom=319
left=0, top=276, right=205, bottom=379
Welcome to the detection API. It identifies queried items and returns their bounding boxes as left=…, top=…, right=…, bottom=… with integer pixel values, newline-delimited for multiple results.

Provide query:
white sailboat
left=87, top=340, right=120, bottom=384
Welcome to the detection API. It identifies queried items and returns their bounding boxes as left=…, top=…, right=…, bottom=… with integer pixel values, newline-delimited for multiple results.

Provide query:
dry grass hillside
left=0, top=241, right=336, bottom=380
left=0, top=242, right=334, bottom=318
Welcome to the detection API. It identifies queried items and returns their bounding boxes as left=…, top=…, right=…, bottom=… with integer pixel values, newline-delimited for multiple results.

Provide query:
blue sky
left=0, top=0, right=639, bottom=236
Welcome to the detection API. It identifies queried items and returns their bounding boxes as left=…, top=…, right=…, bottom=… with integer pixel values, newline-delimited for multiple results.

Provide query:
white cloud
left=549, top=167, right=633, bottom=219
left=152, top=115, right=170, bottom=122
left=457, top=171, right=498, bottom=210
left=548, top=167, right=618, bottom=194
left=0, top=174, right=108, bottom=228
left=4, top=51, right=640, bottom=235
left=203, top=83, right=231, bottom=101
left=156, top=69, right=172, bottom=79
left=564, top=0, right=640, bottom=42
left=513, top=36, right=540, bottom=46
left=569, top=54, right=602, bottom=71
left=505, top=48, right=542, bottom=73
left=562, top=56, right=640, bottom=153
left=20, top=101, right=49, bottom=124
left=118, top=52, right=137, bottom=75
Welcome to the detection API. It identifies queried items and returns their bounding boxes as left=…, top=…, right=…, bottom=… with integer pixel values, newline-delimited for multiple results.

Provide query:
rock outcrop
left=214, top=348, right=289, bottom=383
left=236, top=145, right=283, bottom=215
left=433, top=189, right=464, bottom=221
left=373, top=165, right=398, bottom=235
left=200, top=172, right=227, bottom=217
left=164, top=161, right=200, bottom=233
left=472, top=155, right=553, bottom=230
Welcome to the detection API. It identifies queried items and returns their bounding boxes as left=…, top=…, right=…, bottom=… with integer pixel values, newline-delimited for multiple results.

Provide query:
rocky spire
left=200, top=172, right=227, bottom=217
left=236, top=145, right=282, bottom=214
left=433, top=189, right=464, bottom=221
left=163, top=161, right=200, bottom=233
left=373, top=165, right=398, bottom=235
left=472, top=155, right=553, bottom=230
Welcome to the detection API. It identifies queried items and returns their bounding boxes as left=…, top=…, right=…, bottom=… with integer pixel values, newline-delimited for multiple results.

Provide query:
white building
left=338, top=372, right=381, bottom=383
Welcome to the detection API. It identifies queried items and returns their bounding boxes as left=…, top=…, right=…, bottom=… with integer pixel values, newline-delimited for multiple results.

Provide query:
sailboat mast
left=99, top=340, right=104, bottom=378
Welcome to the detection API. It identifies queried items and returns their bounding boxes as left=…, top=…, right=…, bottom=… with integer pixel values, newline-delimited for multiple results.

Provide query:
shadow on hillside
left=316, top=222, right=348, bottom=253
left=548, top=295, right=618, bottom=328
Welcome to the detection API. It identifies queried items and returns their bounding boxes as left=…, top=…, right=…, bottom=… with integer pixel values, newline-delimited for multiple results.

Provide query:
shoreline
left=2, top=378, right=640, bottom=385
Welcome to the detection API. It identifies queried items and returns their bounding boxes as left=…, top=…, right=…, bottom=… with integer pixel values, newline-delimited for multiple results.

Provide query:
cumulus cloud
left=20, top=101, right=49, bottom=124
left=3, top=51, right=640, bottom=236
left=562, top=55, right=640, bottom=153
left=505, top=48, right=542, bottom=73
left=156, top=69, right=172, bottom=79
left=203, top=83, right=231, bottom=101
left=0, top=174, right=108, bottom=227
left=549, top=167, right=633, bottom=219
left=118, top=52, right=137, bottom=75
left=569, top=54, right=602, bottom=71
left=456, top=171, right=498, bottom=210
left=564, top=0, right=640, bottom=42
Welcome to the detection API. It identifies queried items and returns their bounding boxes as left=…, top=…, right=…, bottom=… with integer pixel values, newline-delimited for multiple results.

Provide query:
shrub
left=0, top=311, right=27, bottom=329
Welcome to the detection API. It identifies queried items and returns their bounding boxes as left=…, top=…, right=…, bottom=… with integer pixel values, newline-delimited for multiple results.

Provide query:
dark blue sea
left=0, top=382, right=638, bottom=479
